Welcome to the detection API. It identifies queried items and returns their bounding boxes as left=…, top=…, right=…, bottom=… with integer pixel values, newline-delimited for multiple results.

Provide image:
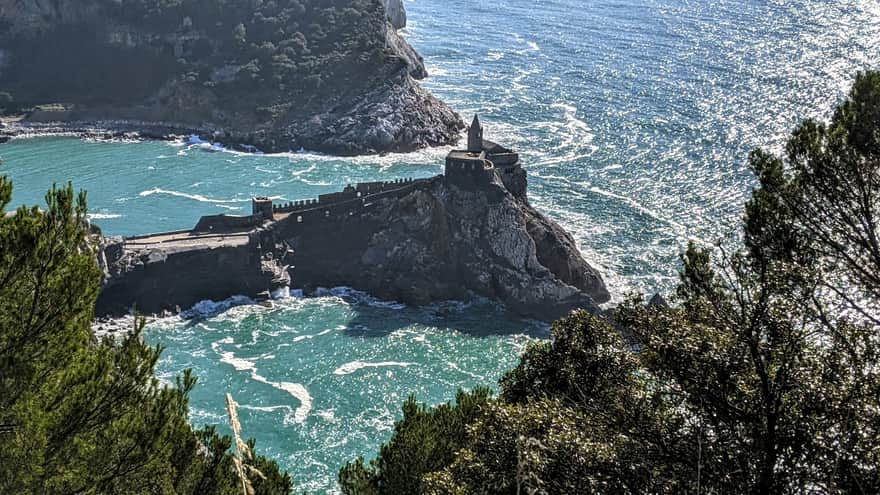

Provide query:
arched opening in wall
left=297, top=216, right=303, bottom=223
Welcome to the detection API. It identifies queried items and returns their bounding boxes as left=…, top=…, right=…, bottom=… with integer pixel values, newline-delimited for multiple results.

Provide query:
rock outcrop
left=277, top=175, right=609, bottom=320
left=0, top=0, right=461, bottom=155
left=385, top=0, right=407, bottom=29
left=94, top=127, right=610, bottom=321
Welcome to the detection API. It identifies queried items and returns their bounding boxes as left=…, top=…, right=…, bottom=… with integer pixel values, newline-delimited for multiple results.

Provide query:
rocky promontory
left=95, top=120, right=610, bottom=321
left=0, top=0, right=461, bottom=154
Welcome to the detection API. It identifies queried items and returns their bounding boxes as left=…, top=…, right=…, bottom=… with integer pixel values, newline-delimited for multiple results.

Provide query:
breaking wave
left=138, top=188, right=249, bottom=204
left=333, top=361, right=415, bottom=376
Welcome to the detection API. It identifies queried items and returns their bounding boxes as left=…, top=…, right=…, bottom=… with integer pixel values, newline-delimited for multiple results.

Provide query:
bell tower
left=467, top=114, right=483, bottom=152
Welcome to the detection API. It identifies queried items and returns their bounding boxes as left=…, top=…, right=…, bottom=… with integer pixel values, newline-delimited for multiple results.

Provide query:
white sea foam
left=314, top=286, right=406, bottom=310
left=315, top=409, right=337, bottom=423
left=447, top=362, right=484, bottom=380
left=180, top=295, right=254, bottom=319
left=212, top=340, right=312, bottom=424
left=251, top=373, right=312, bottom=424
left=333, top=361, right=414, bottom=376
left=88, top=213, right=122, bottom=220
left=239, top=404, right=290, bottom=413
left=289, top=164, right=317, bottom=177
left=217, top=351, right=258, bottom=373
left=271, top=287, right=291, bottom=299
left=138, top=187, right=249, bottom=204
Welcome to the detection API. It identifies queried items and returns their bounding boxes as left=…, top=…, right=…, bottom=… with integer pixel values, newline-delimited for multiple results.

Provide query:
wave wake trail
left=333, top=361, right=414, bottom=376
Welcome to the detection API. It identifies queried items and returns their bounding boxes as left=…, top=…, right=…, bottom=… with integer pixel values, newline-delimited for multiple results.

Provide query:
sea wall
left=95, top=232, right=288, bottom=317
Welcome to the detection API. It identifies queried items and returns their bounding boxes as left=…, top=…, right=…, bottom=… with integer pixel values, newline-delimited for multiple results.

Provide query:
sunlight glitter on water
left=2, top=0, right=878, bottom=491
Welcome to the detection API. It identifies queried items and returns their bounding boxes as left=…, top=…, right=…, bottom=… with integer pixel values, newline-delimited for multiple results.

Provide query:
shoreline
left=0, top=117, right=463, bottom=156
left=0, top=118, right=243, bottom=150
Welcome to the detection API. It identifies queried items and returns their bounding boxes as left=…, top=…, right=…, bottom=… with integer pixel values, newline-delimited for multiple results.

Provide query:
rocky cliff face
left=272, top=174, right=609, bottom=321
left=94, top=132, right=610, bottom=321
left=385, top=0, right=407, bottom=29
left=0, top=0, right=461, bottom=154
left=95, top=232, right=290, bottom=317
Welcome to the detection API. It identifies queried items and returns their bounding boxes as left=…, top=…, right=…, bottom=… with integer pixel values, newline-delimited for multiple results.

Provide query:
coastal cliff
left=385, top=0, right=407, bottom=29
left=95, top=121, right=610, bottom=321
left=0, top=0, right=461, bottom=154
left=277, top=175, right=609, bottom=320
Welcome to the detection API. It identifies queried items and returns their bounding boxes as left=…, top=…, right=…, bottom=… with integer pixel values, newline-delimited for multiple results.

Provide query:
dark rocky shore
left=95, top=120, right=610, bottom=321
left=0, top=0, right=462, bottom=155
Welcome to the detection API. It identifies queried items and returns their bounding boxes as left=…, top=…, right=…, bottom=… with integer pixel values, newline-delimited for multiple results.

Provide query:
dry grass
left=226, top=393, right=266, bottom=495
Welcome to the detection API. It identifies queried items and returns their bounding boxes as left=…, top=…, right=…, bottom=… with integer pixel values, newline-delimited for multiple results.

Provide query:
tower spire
left=467, top=114, right=483, bottom=152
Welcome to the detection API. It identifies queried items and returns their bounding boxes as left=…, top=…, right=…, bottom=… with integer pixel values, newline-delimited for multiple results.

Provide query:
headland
left=95, top=117, right=610, bottom=321
left=0, top=0, right=462, bottom=155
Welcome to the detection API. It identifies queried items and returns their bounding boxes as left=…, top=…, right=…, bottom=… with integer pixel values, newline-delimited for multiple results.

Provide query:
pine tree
left=0, top=178, right=291, bottom=494
left=339, top=71, right=880, bottom=495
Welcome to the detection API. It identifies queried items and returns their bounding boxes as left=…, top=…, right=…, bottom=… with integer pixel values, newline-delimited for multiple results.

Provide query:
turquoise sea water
left=2, top=0, right=879, bottom=491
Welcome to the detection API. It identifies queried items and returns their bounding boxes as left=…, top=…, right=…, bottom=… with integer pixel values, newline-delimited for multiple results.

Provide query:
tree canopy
left=339, top=71, right=880, bottom=494
left=0, top=0, right=389, bottom=115
left=0, top=178, right=291, bottom=494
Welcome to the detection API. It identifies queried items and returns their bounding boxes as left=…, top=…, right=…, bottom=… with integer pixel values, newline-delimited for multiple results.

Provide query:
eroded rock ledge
left=0, top=0, right=461, bottom=154
left=95, top=120, right=610, bottom=321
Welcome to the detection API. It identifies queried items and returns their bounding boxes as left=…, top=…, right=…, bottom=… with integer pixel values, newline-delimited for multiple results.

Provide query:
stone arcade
left=95, top=117, right=610, bottom=321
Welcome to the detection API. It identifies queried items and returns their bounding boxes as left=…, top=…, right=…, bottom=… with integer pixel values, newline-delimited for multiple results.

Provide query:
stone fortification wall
left=193, top=213, right=264, bottom=233
left=275, top=178, right=434, bottom=234
left=95, top=233, right=287, bottom=316
left=123, top=228, right=194, bottom=241
left=445, top=158, right=495, bottom=190
left=489, top=152, right=520, bottom=168
left=273, top=178, right=425, bottom=215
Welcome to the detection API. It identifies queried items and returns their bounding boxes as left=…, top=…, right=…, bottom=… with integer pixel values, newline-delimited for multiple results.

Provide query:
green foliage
left=746, top=70, right=880, bottom=321
left=340, top=72, right=880, bottom=495
left=0, top=178, right=291, bottom=494
left=338, top=388, right=493, bottom=495
left=0, top=0, right=390, bottom=115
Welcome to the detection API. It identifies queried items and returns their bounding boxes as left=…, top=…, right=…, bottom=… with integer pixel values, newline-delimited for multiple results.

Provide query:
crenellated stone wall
left=273, top=178, right=423, bottom=214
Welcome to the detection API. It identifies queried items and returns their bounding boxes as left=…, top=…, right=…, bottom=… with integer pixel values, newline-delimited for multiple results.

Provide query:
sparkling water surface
left=2, top=0, right=878, bottom=491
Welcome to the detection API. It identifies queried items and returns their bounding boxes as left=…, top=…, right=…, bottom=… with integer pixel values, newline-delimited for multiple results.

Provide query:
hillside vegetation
left=340, top=72, right=880, bottom=495
left=2, top=0, right=384, bottom=107
left=0, top=0, right=461, bottom=154
left=0, top=179, right=292, bottom=494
